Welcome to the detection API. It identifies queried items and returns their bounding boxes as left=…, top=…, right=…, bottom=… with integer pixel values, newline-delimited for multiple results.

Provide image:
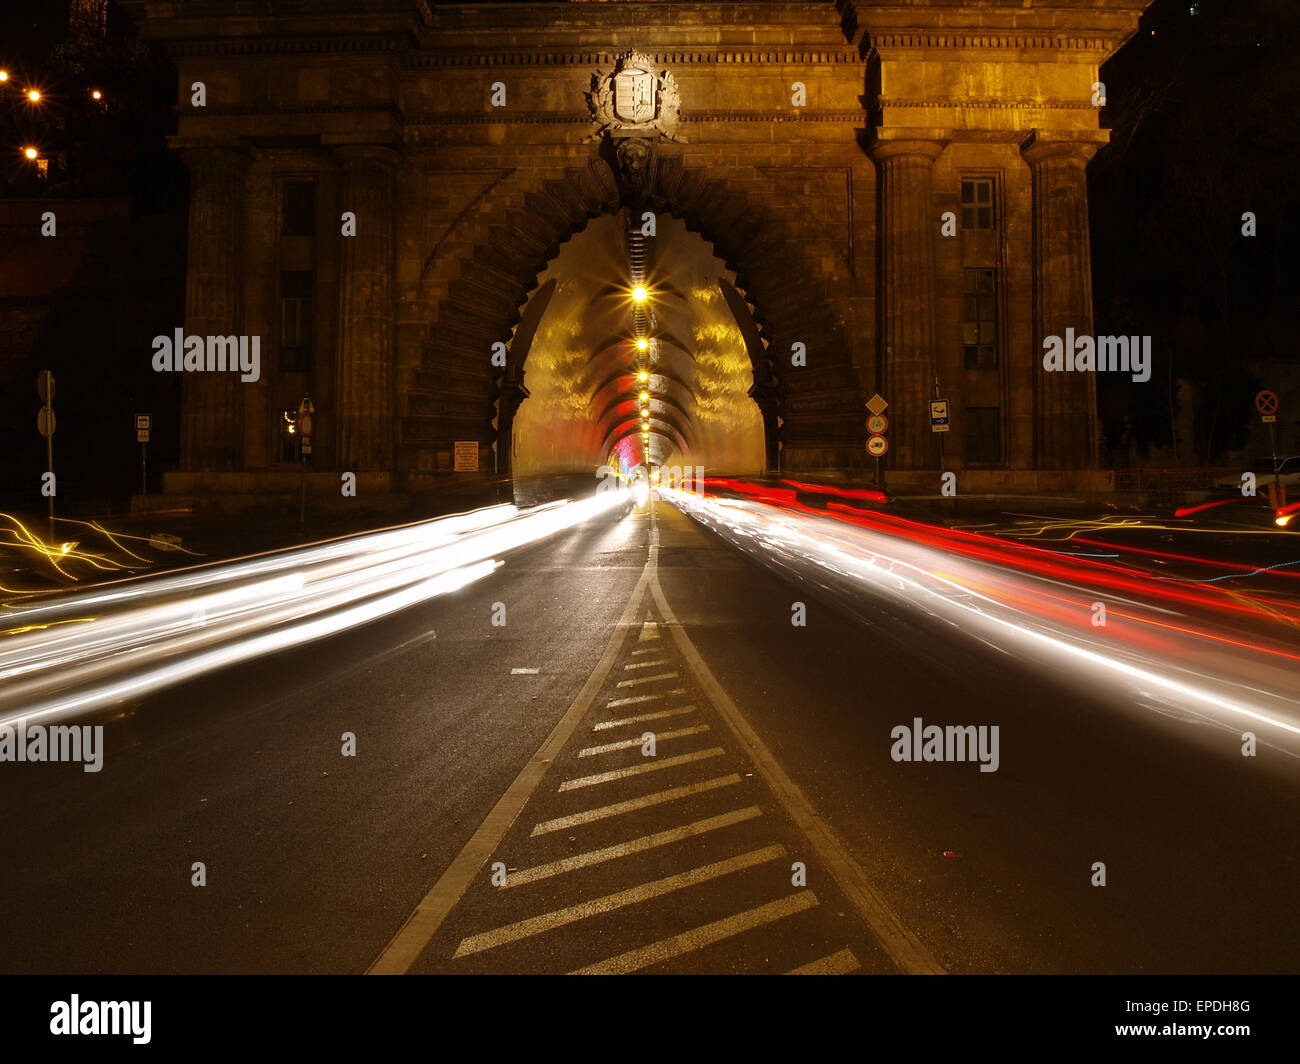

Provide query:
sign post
left=298, top=394, right=315, bottom=534
left=1255, top=391, right=1281, bottom=507
left=136, top=414, right=151, bottom=508
left=930, top=382, right=949, bottom=476
left=37, top=370, right=55, bottom=540
left=866, top=394, right=888, bottom=487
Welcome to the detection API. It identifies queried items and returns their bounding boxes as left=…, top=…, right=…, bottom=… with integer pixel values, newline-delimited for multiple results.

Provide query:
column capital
left=868, top=128, right=950, bottom=164
left=1019, top=129, right=1110, bottom=167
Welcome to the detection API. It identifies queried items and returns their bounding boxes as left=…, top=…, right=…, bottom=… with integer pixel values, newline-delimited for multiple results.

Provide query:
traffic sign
left=136, top=414, right=151, bottom=430
left=1262, top=415, right=1277, bottom=424
left=37, top=370, right=54, bottom=402
left=38, top=406, right=56, bottom=438
left=867, top=434, right=888, bottom=457
left=1256, top=390, right=1279, bottom=415
left=867, top=414, right=888, bottom=435
left=929, top=399, right=950, bottom=432
left=137, top=430, right=150, bottom=442
left=866, top=394, right=888, bottom=416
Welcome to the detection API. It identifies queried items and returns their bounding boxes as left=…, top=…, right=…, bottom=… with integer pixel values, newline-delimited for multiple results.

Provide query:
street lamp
left=23, top=147, right=37, bottom=159
left=635, top=338, right=649, bottom=352
left=26, top=89, right=41, bottom=103
left=631, top=285, right=648, bottom=303
left=637, top=370, right=649, bottom=383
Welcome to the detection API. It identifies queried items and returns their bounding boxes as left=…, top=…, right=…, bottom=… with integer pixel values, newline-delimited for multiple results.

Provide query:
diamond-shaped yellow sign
left=866, top=393, right=888, bottom=416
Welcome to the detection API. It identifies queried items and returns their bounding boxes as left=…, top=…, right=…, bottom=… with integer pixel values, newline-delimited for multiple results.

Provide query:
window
left=963, top=268, right=998, bottom=370
left=279, top=270, right=314, bottom=372
left=280, top=181, right=316, bottom=237
left=960, top=178, right=995, bottom=230
left=965, top=407, right=1001, bottom=465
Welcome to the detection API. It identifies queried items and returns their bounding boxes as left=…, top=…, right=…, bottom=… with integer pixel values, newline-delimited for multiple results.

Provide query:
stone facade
left=120, top=0, right=1149, bottom=495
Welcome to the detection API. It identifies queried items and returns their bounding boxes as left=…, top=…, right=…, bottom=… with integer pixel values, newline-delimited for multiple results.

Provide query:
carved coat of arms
left=586, top=51, right=683, bottom=142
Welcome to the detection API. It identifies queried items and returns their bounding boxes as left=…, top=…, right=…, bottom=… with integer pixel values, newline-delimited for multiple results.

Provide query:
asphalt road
left=1, top=497, right=1296, bottom=974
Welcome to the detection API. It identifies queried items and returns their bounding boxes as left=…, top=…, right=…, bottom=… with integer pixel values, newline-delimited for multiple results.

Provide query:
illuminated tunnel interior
left=510, top=211, right=766, bottom=484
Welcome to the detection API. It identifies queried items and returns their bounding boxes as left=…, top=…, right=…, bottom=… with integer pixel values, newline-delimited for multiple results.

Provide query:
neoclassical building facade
left=121, top=0, right=1150, bottom=497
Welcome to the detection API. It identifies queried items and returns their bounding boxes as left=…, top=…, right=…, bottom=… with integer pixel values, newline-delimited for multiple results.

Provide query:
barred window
left=280, top=181, right=316, bottom=237
left=279, top=270, right=314, bottom=373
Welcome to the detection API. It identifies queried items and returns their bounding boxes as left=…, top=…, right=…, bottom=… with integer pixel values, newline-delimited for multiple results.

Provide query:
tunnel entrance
left=509, top=211, right=766, bottom=488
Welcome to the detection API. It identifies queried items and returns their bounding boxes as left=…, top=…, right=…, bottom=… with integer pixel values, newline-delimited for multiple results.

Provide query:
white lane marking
left=615, top=671, right=679, bottom=688
left=648, top=568, right=946, bottom=977
left=592, top=705, right=697, bottom=731
left=504, top=806, right=761, bottom=888
left=577, top=724, right=710, bottom=758
left=530, top=774, right=742, bottom=836
left=452, top=844, right=785, bottom=958
left=572, top=891, right=820, bottom=974
left=630, top=648, right=659, bottom=657
left=366, top=532, right=660, bottom=976
left=558, top=747, right=725, bottom=791
left=606, top=688, right=687, bottom=708
left=510, top=668, right=539, bottom=675
left=623, top=659, right=671, bottom=670
left=786, top=949, right=861, bottom=975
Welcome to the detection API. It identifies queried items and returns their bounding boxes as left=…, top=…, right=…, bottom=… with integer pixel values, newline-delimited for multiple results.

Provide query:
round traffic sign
left=867, top=434, right=888, bottom=457
left=37, top=406, right=56, bottom=438
left=867, top=414, right=888, bottom=435
left=1256, top=390, right=1279, bottom=415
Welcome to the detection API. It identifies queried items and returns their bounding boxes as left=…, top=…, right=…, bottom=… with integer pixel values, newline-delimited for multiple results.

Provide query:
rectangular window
left=961, top=178, right=995, bottom=230
left=279, top=270, right=314, bottom=372
left=963, top=268, right=998, bottom=370
left=965, top=406, right=1001, bottom=465
left=280, top=181, right=316, bottom=237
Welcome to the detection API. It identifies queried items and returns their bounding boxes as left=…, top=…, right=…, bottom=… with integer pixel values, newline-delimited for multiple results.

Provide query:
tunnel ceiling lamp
left=631, top=285, right=648, bottom=304
left=635, top=338, right=649, bottom=351
left=637, top=370, right=649, bottom=383
left=639, top=391, right=650, bottom=403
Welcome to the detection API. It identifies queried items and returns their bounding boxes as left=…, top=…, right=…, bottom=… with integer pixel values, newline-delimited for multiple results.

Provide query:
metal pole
left=141, top=442, right=148, bottom=509
left=299, top=446, right=306, bottom=534
left=47, top=419, right=54, bottom=542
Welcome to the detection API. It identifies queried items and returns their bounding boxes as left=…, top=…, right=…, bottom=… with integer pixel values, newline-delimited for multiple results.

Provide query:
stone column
left=335, top=145, right=398, bottom=471
left=1021, top=130, right=1108, bottom=469
left=870, top=134, right=945, bottom=469
left=181, top=147, right=249, bottom=471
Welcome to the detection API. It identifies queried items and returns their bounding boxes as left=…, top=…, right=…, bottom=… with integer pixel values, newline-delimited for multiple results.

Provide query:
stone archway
left=404, top=153, right=864, bottom=480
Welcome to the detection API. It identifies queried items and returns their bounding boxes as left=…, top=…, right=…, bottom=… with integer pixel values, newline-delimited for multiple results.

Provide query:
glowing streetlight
left=635, top=338, right=648, bottom=352
left=637, top=370, right=649, bottom=383
left=91, top=89, right=102, bottom=101
left=631, top=285, right=648, bottom=303
left=24, top=147, right=38, bottom=160
left=27, top=89, right=41, bottom=102
left=638, top=391, right=649, bottom=403
left=0, top=71, right=9, bottom=83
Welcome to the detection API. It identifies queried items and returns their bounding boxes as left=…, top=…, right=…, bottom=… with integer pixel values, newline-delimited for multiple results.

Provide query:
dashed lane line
left=502, top=806, right=761, bottom=888
left=591, top=705, right=697, bottom=731
left=529, top=774, right=743, bottom=836
left=577, top=723, right=710, bottom=757
left=571, top=891, right=820, bottom=975
left=365, top=532, right=659, bottom=975
left=623, top=658, right=671, bottom=670
left=557, top=747, right=726, bottom=791
left=648, top=562, right=946, bottom=976
left=451, top=844, right=786, bottom=959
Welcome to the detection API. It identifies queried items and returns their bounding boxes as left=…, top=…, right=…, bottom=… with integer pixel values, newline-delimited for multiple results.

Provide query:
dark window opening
left=281, top=181, right=316, bottom=237
left=961, top=178, right=995, bottom=230
left=965, top=406, right=1002, bottom=465
left=279, top=270, right=314, bottom=373
left=963, top=268, right=998, bottom=370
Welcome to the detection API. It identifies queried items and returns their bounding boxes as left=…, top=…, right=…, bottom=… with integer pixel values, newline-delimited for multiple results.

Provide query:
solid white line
left=366, top=538, right=658, bottom=975
left=572, top=891, right=820, bottom=974
left=452, top=844, right=785, bottom=958
left=606, top=688, right=687, bottom=707
left=786, top=949, right=861, bottom=975
left=648, top=566, right=946, bottom=976
left=615, top=671, right=679, bottom=688
left=503, top=806, right=761, bottom=887
left=623, top=659, right=671, bottom=670
left=591, top=705, right=697, bottom=731
left=558, top=747, right=725, bottom=791
left=530, top=774, right=742, bottom=836
left=577, top=723, right=710, bottom=757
